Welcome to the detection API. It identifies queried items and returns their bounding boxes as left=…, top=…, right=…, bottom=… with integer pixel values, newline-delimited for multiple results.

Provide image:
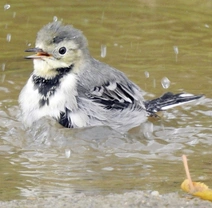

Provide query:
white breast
left=19, top=73, right=79, bottom=127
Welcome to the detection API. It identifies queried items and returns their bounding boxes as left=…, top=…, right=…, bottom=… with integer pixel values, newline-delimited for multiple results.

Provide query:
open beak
left=25, top=48, right=51, bottom=59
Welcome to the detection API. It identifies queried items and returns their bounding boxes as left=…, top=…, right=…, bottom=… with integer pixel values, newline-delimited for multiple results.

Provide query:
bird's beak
left=25, top=48, right=51, bottom=59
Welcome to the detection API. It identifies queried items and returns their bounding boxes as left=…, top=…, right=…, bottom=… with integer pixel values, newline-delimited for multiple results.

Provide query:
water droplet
left=6, top=34, right=11, bottom=42
left=161, top=77, right=170, bottom=89
left=173, top=46, right=178, bottom=54
left=4, top=4, right=10, bottom=10
left=65, top=149, right=71, bottom=158
left=173, top=46, right=179, bottom=62
left=53, top=16, right=58, bottom=22
left=205, top=24, right=209, bottom=28
left=144, top=71, right=149, bottom=78
left=153, top=79, right=156, bottom=88
left=2, top=63, right=6, bottom=71
left=101, top=45, right=107, bottom=58
left=13, top=12, right=16, bottom=18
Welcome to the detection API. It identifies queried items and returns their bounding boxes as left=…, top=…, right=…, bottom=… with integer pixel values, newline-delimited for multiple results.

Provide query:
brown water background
left=0, top=0, right=212, bottom=201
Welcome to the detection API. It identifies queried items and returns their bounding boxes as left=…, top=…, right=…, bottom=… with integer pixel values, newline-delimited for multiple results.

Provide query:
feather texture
left=19, top=21, right=203, bottom=132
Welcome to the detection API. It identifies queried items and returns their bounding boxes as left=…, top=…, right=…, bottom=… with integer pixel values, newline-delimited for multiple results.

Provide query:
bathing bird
left=19, top=21, right=202, bottom=132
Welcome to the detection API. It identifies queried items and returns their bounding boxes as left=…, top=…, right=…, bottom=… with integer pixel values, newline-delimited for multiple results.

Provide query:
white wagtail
left=19, top=21, right=202, bottom=132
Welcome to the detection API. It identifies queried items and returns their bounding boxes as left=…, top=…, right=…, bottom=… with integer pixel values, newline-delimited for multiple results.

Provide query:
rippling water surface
left=0, top=0, right=212, bottom=201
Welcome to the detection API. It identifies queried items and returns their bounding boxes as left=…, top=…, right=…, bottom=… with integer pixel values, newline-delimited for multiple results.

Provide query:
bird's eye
left=59, top=47, right=67, bottom=55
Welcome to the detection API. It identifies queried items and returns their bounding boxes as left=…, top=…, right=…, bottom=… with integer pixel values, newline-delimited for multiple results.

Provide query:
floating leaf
left=194, top=190, right=212, bottom=201
left=181, top=179, right=208, bottom=193
left=181, top=155, right=212, bottom=201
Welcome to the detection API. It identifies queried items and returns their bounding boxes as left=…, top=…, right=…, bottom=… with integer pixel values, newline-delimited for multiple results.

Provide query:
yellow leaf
left=194, top=190, right=212, bottom=201
left=181, top=155, right=212, bottom=202
left=181, top=179, right=209, bottom=193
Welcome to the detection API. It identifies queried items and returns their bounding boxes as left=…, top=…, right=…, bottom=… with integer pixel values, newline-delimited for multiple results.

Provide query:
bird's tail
left=144, top=92, right=203, bottom=115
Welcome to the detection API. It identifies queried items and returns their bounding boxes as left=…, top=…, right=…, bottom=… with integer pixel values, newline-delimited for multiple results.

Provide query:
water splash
left=6, top=34, right=11, bottom=42
left=161, top=77, right=170, bottom=89
left=4, top=4, right=10, bottom=11
left=101, top=45, right=107, bottom=58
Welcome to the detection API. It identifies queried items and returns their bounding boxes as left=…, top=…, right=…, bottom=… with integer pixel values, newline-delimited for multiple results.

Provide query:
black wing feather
left=87, top=81, right=137, bottom=110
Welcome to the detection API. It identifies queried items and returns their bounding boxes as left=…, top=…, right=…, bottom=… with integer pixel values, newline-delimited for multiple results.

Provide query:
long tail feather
left=144, top=92, right=203, bottom=114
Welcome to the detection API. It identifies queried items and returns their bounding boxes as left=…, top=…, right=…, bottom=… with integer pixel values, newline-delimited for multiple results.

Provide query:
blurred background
left=0, top=0, right=212, bottom=201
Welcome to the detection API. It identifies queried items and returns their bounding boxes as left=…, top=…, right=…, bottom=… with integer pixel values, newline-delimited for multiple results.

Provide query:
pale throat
left=33, top=58, right=70, bottom=79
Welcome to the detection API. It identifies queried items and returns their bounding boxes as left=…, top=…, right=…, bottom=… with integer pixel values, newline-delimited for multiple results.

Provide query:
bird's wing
left=85, top=81, right=143, bottom=110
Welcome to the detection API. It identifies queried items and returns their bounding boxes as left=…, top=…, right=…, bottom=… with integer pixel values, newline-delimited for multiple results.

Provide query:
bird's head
left=25, top=21, right=89, bottom=78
